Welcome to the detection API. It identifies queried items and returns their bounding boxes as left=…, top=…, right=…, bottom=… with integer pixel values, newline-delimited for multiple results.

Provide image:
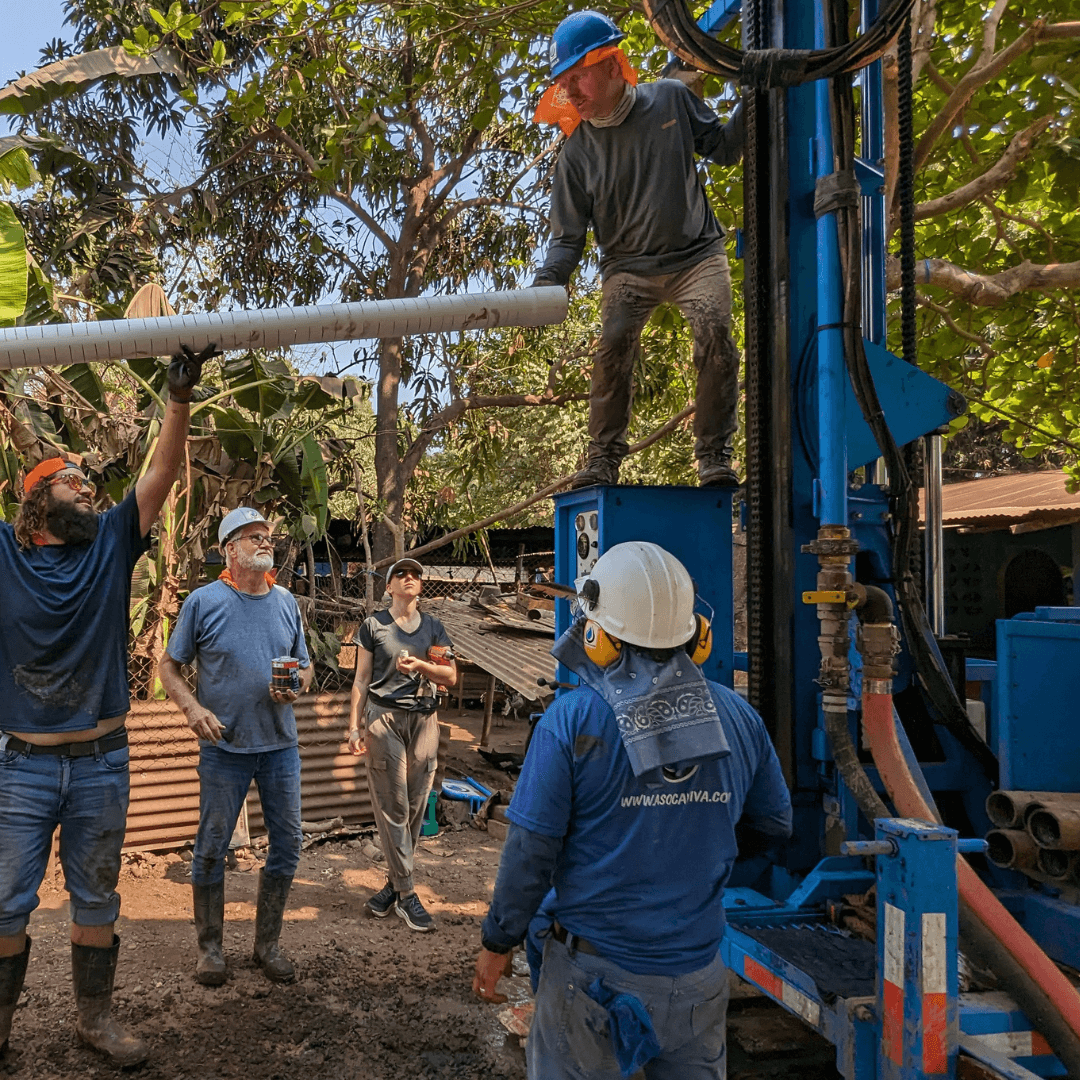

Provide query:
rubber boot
left=252, top=870, right=295, bottom=984
left=0, top=938, right=30, bottom=1054
left=71, top=936, right=148, bottom=1067
left=192, top=882, right=227, bottom=986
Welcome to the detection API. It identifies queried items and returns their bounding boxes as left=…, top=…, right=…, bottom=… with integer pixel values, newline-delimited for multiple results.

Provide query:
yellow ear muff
left=583, top=619, right=622, bottom=667
left=686, top=614, right=713, bottom=665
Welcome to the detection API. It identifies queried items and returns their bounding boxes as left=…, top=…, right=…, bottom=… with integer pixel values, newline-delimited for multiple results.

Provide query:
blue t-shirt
left=506, top=682, right=792, bottom=975
left=0, top=489, right=149, bottom=734
left=166, top=580, right=311, bottom=753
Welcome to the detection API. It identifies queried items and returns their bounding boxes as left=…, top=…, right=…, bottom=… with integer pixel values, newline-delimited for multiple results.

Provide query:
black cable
left=897, top=16, right=918, bottom=369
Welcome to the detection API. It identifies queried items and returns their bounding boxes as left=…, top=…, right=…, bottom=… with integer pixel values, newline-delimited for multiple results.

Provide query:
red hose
left=862, top=691, right=1080, bottom=1039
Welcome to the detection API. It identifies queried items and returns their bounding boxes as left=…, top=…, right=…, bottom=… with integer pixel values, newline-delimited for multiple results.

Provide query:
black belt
left=3, top=728, right=128, bottom=758
left=552, top=921, right=601, bottom=957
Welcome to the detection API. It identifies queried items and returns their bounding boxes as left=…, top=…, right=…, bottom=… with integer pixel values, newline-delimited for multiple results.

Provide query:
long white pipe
left=0, top=287, right=568, bottom=371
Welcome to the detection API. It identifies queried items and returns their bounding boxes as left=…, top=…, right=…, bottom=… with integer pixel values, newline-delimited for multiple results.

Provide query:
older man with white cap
left=159, top=507, right=312, bottom=986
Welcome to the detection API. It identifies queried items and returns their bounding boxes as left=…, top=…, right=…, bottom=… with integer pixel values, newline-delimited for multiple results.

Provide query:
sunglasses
left=392, top=568, right=421, bottom=579
left=48, top=474, right=96, bottom=497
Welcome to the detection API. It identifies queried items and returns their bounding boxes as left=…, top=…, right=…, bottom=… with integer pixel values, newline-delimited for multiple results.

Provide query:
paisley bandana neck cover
left=552, top=617, right=729, bottom=779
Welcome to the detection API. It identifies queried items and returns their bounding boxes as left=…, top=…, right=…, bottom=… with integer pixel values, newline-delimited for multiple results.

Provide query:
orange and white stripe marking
left=883, top=902, right=905, bottom=1065
left=743, top=956, right=821, bottom=1028
left=922, top=912, right=948, bottom=1074
left=969, top=1031, right=1053, bottom=1058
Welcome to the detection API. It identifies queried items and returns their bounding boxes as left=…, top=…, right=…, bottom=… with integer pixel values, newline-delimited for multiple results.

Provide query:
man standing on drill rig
left=531, top=11, right=745, bottom=488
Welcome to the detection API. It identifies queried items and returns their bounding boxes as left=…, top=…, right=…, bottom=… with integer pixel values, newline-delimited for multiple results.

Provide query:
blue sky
left=4, top=2, right=70, bottom=88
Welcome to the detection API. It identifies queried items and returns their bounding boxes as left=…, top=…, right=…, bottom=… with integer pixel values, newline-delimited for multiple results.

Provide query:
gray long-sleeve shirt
left=534, top=79, right=744, bottom=286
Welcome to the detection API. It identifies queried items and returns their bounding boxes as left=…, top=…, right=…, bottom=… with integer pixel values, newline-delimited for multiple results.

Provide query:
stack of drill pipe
left=986, top=791, right=1080, bottom=884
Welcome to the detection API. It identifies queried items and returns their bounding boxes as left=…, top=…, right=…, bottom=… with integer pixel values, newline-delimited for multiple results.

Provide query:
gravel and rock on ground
left=4, top=708, right=838, bottom=1080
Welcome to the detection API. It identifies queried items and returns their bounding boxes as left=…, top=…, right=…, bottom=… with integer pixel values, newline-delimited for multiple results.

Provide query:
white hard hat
left=576, top=541, right=697, bottom=650
left=218, top=506, right=270, bottom=545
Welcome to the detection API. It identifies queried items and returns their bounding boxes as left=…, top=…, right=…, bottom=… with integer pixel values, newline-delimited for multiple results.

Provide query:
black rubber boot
left=0, top=938, right=30, bottom=1054
left=252, top=870, right=295, bottom=984
left=192, top=882, right=227, bottom=986
left=71, top=936, right=148, bottom=1067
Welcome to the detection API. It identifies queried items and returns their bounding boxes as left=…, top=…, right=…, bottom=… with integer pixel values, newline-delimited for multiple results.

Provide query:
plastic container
left=420, top=790, right=439, bottom=837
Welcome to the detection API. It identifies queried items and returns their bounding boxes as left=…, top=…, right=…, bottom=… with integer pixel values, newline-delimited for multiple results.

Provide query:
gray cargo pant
left=591, top=252, right=741, bottom=465
left=364, top=702, right=440, bottom=896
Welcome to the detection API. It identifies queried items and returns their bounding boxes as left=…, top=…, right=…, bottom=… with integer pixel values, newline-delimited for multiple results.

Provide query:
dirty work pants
left=529, top=936, right=730, bottom=1080
left=192, top=744, right=302, bottom=887
left=0, top=735, right=130, bottom=934
left=365, top=703, right=439, bottom=896
left=591, top=252, right=741, bottom=465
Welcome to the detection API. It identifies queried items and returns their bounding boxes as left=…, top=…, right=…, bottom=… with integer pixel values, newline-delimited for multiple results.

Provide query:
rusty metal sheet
left=423, top=597, right=557, bottom=703
left=919, top=470, right=1080, bottom=528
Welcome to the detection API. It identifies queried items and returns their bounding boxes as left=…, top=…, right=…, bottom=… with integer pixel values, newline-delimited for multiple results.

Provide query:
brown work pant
left=365, top=703, right=439, bottom=896
left=590, top=252, right=741, bottom=464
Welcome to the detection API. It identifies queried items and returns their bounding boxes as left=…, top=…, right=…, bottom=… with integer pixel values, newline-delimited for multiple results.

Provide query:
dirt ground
left=4, top=708, right=838, bottom=1080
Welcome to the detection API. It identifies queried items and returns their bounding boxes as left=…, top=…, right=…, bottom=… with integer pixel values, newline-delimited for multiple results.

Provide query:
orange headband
left=23, top=457, right=77, bottom=495
left=533, top=45, right=639, bottom=138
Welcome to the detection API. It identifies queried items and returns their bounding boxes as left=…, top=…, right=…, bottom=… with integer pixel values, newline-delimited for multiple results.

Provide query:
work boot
left=571, top=455, right=620, bottom=489
left=252, top=870, right=296, bottom=983
left=697, top=450, right=740, bottom=487
left=71, top=936, right=149, bottom=1067
left=192, top=882, right=227, bottom=986
left=0, top=938, right=30, bottom=1054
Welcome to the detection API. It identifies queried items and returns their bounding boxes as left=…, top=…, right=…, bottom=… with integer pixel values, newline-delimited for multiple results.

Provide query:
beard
left=46, top=498, right=99, bottom=545
left=236, top=548, right=274, bottom=573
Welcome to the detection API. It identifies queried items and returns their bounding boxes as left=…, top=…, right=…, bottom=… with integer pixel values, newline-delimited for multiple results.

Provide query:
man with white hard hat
left=159, top=506, right=312, bottom=986
left=474, top=542, right=792, bottom=1079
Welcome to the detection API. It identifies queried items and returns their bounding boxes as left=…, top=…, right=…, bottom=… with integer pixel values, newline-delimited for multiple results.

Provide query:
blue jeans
left=0, top=736, right=130, bottom=935
left=192, top=745, right=302, bottom=887
left=529, top=936, right=730, bottom=1080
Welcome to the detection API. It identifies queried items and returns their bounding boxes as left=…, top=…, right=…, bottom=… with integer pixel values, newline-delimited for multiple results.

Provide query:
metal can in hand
left=272, top=656, right=300, bottom=692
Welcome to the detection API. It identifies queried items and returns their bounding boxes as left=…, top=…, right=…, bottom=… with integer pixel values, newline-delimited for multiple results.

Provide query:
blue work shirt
left=166, top=579, right=310, bottom=753
left=0, top=489, right=149, bottom=734
left=485, top=681, right=792, bottom=976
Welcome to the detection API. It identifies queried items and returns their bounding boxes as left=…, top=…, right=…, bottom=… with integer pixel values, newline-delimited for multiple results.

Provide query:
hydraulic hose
left=863, top=691, right=1080, bottom=1076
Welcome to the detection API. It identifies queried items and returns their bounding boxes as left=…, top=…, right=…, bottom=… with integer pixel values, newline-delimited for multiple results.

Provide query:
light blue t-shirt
left=506, top=682, right=792, bottom=975
left=166, top=580, right=311, bottom=753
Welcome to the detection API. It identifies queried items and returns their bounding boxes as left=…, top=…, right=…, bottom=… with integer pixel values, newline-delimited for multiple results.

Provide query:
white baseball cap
left=218, top=506, right=270, bottom=546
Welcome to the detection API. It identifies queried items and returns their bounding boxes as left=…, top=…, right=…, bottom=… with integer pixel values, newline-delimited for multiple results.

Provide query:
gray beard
left=236, top=549, right=274, bottom=573
left=588, top=82, right=636, bottom=128
left=45, top=500, right=99, bottom=545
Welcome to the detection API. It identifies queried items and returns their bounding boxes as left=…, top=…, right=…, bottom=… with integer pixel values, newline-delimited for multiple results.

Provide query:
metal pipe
left=1029, top=805, right=1080, bottom=850
left=986, top=829, right=1041, bottom=874
left=986, top=790, right=1044, bottom=830
left=0, top=287, right=569, bottom=370
left=924, top=433, right=946, bottom=635
left=813, top=0, right=847, bottom=527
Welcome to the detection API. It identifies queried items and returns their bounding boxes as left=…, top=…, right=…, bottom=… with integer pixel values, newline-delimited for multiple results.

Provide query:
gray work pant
left=529, top=936, right=730, bottom=1079
left=365, top=702, right=439, bottom=896
left=591, top=252, right=741, bottom=464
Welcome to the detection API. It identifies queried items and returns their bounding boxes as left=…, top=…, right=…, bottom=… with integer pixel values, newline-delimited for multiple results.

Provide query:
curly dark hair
left=14, top=484, right=51, bottom=549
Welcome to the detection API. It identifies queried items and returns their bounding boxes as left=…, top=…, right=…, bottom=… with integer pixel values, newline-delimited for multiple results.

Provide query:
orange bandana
left=23, top=456, right=75, bottom=495
left=218, top=566, right=278, bottom=591
left=533, top=45, right=638, bottom=137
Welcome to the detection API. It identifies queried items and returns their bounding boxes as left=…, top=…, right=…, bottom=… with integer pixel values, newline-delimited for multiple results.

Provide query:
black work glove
left=167, top=342, right=221, bottom=404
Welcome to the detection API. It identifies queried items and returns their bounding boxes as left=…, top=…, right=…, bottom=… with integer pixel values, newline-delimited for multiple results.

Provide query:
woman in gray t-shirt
left=347, top=559, right=456, bottom=932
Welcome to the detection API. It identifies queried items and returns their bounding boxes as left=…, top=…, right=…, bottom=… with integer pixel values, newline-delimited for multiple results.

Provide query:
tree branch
left=887, top=255, right=1080, bottom=306
left=916, top=294, right=996, bottom=355
left=378, top=404, right=696, bottom=569
left=262, top=123, right=400, bottom=257
left=913, top=115, right=1052, bottom=220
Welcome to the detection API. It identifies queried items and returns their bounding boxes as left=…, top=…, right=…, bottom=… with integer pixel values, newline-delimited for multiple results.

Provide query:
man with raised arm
left=0, top=344, right=216, bottom=1067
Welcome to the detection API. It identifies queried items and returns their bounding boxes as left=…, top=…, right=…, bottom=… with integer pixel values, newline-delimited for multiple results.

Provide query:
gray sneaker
left=571, top=457, right=620, bottom=489
left=395, top=893, right=436, bottom=933
left=365, top=881, right=397, bottom=918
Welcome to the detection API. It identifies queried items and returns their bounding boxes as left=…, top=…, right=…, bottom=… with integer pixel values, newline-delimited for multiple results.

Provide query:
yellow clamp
left=802, top=589, right=855, bottom=606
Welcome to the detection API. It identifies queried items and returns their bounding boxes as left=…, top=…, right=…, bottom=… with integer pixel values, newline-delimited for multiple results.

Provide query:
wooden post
left=481, top=672, right=496, bottom=748
left=516, top=542, right=526, bottom=593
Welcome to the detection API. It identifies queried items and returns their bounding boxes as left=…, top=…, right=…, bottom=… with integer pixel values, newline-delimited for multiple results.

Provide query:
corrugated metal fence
left=126, top=694, right=449, bottom=852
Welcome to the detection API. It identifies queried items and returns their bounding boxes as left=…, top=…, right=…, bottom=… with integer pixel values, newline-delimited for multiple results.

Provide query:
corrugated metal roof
left=919, top=470, right=1080, bottom=528
left=424, top=597, right=557, bottom=703
left=127, top=693, right=455, bottom=851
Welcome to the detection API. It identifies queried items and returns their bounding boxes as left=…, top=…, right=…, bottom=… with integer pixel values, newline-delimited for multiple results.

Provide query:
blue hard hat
left=549, top=11, right=625, bottom=79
